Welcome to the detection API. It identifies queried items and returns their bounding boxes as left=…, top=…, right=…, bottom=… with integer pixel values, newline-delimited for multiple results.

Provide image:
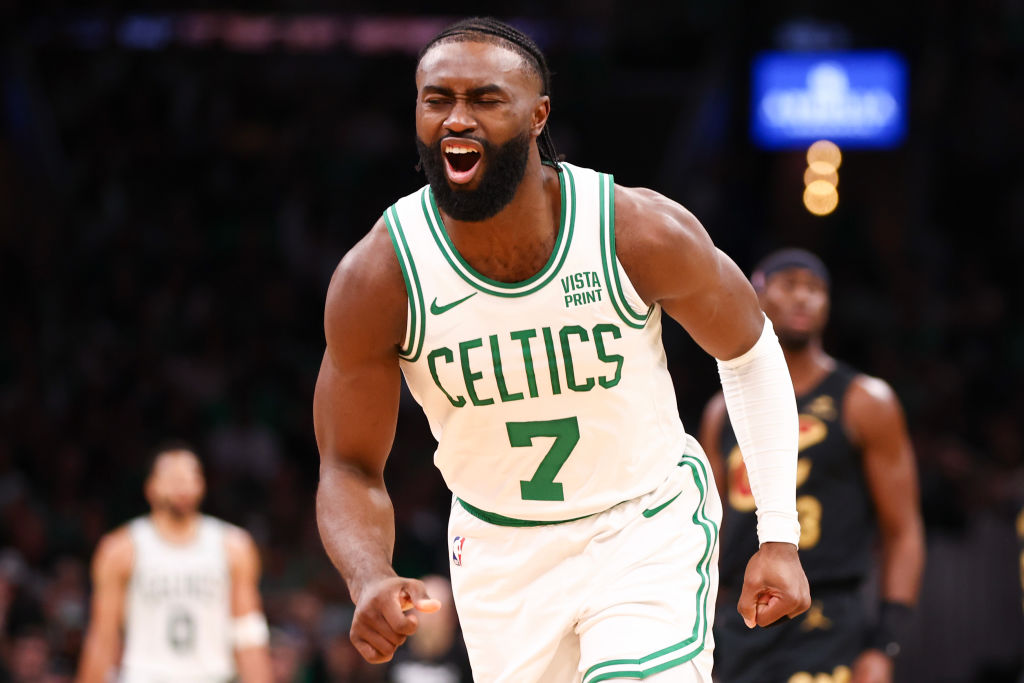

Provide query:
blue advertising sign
left=751, top=51, right=908, bottom=149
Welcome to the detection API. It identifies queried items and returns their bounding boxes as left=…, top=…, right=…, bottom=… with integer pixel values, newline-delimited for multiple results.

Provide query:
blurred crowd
left=1, top=2, right=1022, bottom=681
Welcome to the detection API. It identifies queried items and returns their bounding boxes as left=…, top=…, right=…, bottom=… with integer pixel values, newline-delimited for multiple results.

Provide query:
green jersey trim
left=383, top=205, right=426, bottom=362
left=599, top=173, right=654, bottom=329
left=581, top=454, right=718, bottom=683
left=420, top=164, right=577, bottom=298
left=456, top=498, right=597, bottom=527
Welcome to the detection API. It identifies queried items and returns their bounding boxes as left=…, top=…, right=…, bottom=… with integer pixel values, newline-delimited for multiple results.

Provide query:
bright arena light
left=803, top=180, right=839, bottom=216
left=804, top=161, right=839, bottom=187
left=806, top=139, right=842, bottom=170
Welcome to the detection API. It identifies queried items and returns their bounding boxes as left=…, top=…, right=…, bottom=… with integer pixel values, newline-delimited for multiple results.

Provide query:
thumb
left=399, top=580, right=442, bottom=613
left=736, top=583, right=758, bottom=629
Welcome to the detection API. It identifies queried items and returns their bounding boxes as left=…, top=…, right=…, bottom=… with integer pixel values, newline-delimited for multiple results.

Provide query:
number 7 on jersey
left=506, top=417, right=580, bottom=501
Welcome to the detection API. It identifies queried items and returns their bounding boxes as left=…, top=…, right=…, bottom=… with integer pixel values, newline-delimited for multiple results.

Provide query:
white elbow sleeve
left=716, top=316, right=800, bottom=546
left=232, top=612, right=270, bottom=649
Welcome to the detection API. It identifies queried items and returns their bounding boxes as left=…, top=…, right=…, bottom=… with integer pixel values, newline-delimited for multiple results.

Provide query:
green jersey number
left=507, top=417, right=580, bottom=501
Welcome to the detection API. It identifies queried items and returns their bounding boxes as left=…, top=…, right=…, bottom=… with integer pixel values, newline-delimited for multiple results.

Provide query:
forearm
left=879, top=519, right=925, bottom=605
left=316, top=461, right=398, bottom=601
left=716, top=317, right=800, bottom=545
left=235, top=646, right=273, bottom=683
left=75, top=632, right=119, bottom=683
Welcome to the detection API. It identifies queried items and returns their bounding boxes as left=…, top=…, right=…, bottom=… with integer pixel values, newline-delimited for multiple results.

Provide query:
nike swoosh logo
left=430, top=292, right=477, bottom=315
left=642, top=491, right=682, bottom=518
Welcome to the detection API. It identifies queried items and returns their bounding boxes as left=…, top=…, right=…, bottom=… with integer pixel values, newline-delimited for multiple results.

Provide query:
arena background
left=1, top=2, right=1022, bottom=681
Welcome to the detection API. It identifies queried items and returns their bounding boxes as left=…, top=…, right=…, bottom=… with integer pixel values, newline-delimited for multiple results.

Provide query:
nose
left=789, top=286, right=813, bottom=307
left=443, top=99, right=475, bottom=134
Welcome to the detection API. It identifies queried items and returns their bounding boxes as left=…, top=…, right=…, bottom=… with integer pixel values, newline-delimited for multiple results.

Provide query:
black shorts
left=713, top=584, right=867, bottom=683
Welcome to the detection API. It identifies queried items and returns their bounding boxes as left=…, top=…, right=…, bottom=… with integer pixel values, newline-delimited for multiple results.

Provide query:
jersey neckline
left=420, top=163, right=576, bottom=298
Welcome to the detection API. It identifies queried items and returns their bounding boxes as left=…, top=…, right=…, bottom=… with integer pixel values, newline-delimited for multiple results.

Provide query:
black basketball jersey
left=718, top=362, right=875, bottom=589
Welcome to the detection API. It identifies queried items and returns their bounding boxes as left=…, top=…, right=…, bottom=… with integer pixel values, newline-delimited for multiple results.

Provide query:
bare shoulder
left=223, top=523, right=259, bottom=567
left=613, top=184, right=710, bottom=264
left=846, top=374, right=902, bottom=414
left=324, top=216, right=408, bottom=357
left=844, top=373, right=906, bottom=444
left=612, top=184, right=718, bottom=305
left=92, top=526, right=134, bottom=580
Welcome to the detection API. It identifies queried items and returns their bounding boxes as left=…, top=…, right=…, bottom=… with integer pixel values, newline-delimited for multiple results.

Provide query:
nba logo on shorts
left=451, top=536, right=465, bottom=566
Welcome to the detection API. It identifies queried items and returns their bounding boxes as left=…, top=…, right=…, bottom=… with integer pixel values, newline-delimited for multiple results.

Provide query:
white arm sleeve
left=716, top=316, right=801, bottom=546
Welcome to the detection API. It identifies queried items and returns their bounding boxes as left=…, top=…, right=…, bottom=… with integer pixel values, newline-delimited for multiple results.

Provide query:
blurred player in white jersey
left=76, top=443, right=272, bottom=683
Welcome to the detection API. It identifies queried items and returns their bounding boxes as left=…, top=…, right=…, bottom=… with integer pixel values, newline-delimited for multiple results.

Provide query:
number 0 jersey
left=385, top=163, right=689, bottom=523
left=121, top=516, right=235, bottom=683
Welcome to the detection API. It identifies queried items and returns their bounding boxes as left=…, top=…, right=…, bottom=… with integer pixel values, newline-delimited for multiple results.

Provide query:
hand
left=851, top=649, right=893, bottom=683
left=737, top=541, right=811, bottom=628
left=350, top=576, right=442, bottom=663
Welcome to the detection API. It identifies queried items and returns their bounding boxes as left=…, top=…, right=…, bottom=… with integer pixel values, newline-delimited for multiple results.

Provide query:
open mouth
left=442, top=140, right=483, bottom=184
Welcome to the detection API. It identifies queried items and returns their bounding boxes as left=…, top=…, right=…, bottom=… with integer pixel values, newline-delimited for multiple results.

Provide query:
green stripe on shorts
left=456, top=498, right=597, bottom=527
left=582, top=455, right=719, bottom=683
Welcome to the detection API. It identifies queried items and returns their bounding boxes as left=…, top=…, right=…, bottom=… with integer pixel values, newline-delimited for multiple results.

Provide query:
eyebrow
left=422, top=84, right=507, bottom=98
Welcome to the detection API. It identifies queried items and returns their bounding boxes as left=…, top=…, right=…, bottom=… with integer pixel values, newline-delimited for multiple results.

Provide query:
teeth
left=445, top=146, right=477, bottom=154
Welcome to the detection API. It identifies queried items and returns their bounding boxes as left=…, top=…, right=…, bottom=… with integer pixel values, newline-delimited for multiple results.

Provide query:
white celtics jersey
left=385, top=162, right=688, bottom=523
left=121, top=516, right=234, bottom=683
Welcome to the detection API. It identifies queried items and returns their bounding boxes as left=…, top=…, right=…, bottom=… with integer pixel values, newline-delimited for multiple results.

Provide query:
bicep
left=615, top=188, right=763, bottom=360
left=659, top=247, right=764, bottom=361
left=227, top=532, right=263, bottom=617
left=313, top=224, right=407, bottom=479
left=87, top=535, right=131, bottom=637
left=848, top=379, right=920, bottom=531
left=314, top=347, right=401, bottom=480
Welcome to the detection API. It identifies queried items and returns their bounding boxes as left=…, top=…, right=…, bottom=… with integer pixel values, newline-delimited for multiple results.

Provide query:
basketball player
left=314, top=18, right=810, bottom=682
left=76, top=444, right=272, bottom=682
left=700, top=249, right=925, bottom=683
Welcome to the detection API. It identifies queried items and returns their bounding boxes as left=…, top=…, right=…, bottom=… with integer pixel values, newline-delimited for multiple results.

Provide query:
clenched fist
left=350, top=576, right=442, bottom=663
left=737, top=541, right=811, bottom=628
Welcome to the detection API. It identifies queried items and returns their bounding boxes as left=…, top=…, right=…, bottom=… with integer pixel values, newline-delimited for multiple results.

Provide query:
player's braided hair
left=418, top=17, right=562, bottom=164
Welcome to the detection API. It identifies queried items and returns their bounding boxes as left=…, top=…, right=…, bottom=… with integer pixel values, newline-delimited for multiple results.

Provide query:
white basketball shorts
left=447, top=443, right=722, bottom=682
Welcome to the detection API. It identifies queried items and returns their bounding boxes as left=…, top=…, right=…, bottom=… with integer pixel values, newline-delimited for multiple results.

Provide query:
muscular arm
left=314, top=219, right=438, bottom=663
left=845, top=376, right=925, bottom=604
left=315, top=219, right=405, bottom=600
left=845, top=376, right=924, bottom=681
left=226, top=528, right=272, bottom=683
left=616, top=185, right=808, bottom=626
left=76, top=529, right=133, bottom=683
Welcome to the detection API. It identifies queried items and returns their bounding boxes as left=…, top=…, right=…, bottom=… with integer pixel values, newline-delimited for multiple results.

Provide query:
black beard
left=776, top=329, right=813, bottom=351
left=155, top=499, right=195, bottom=520
left=416, top=132, right=531, bottom=222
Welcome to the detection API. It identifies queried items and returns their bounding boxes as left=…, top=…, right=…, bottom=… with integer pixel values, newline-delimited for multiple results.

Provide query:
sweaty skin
left=314, top=39, right=810, bottom=665
left=700, top=267, right=925, bottom=682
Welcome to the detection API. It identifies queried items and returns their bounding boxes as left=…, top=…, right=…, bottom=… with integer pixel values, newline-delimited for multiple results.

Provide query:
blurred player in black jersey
left=700, top=249, right=925, bottom=683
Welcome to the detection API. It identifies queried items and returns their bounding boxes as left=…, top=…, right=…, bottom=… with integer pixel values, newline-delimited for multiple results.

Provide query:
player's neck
left=783, top=340, right=834, bottom=396
left=150, top=510, right=201, bottom=544
left=439, top=156, right=560, bottom=277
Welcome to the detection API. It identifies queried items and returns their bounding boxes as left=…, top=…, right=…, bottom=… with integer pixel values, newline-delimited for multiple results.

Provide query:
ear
left=530, top=95, right=551, bottom=139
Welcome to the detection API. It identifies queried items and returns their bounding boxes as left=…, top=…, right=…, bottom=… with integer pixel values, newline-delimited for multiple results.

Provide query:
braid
left=418, top=17, right=563, bottom=164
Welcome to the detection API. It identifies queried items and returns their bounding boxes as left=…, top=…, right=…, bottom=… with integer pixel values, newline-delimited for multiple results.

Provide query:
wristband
left=865, top=601, right=913, bottom=658
left=232, top=611, right=270, bottom=649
